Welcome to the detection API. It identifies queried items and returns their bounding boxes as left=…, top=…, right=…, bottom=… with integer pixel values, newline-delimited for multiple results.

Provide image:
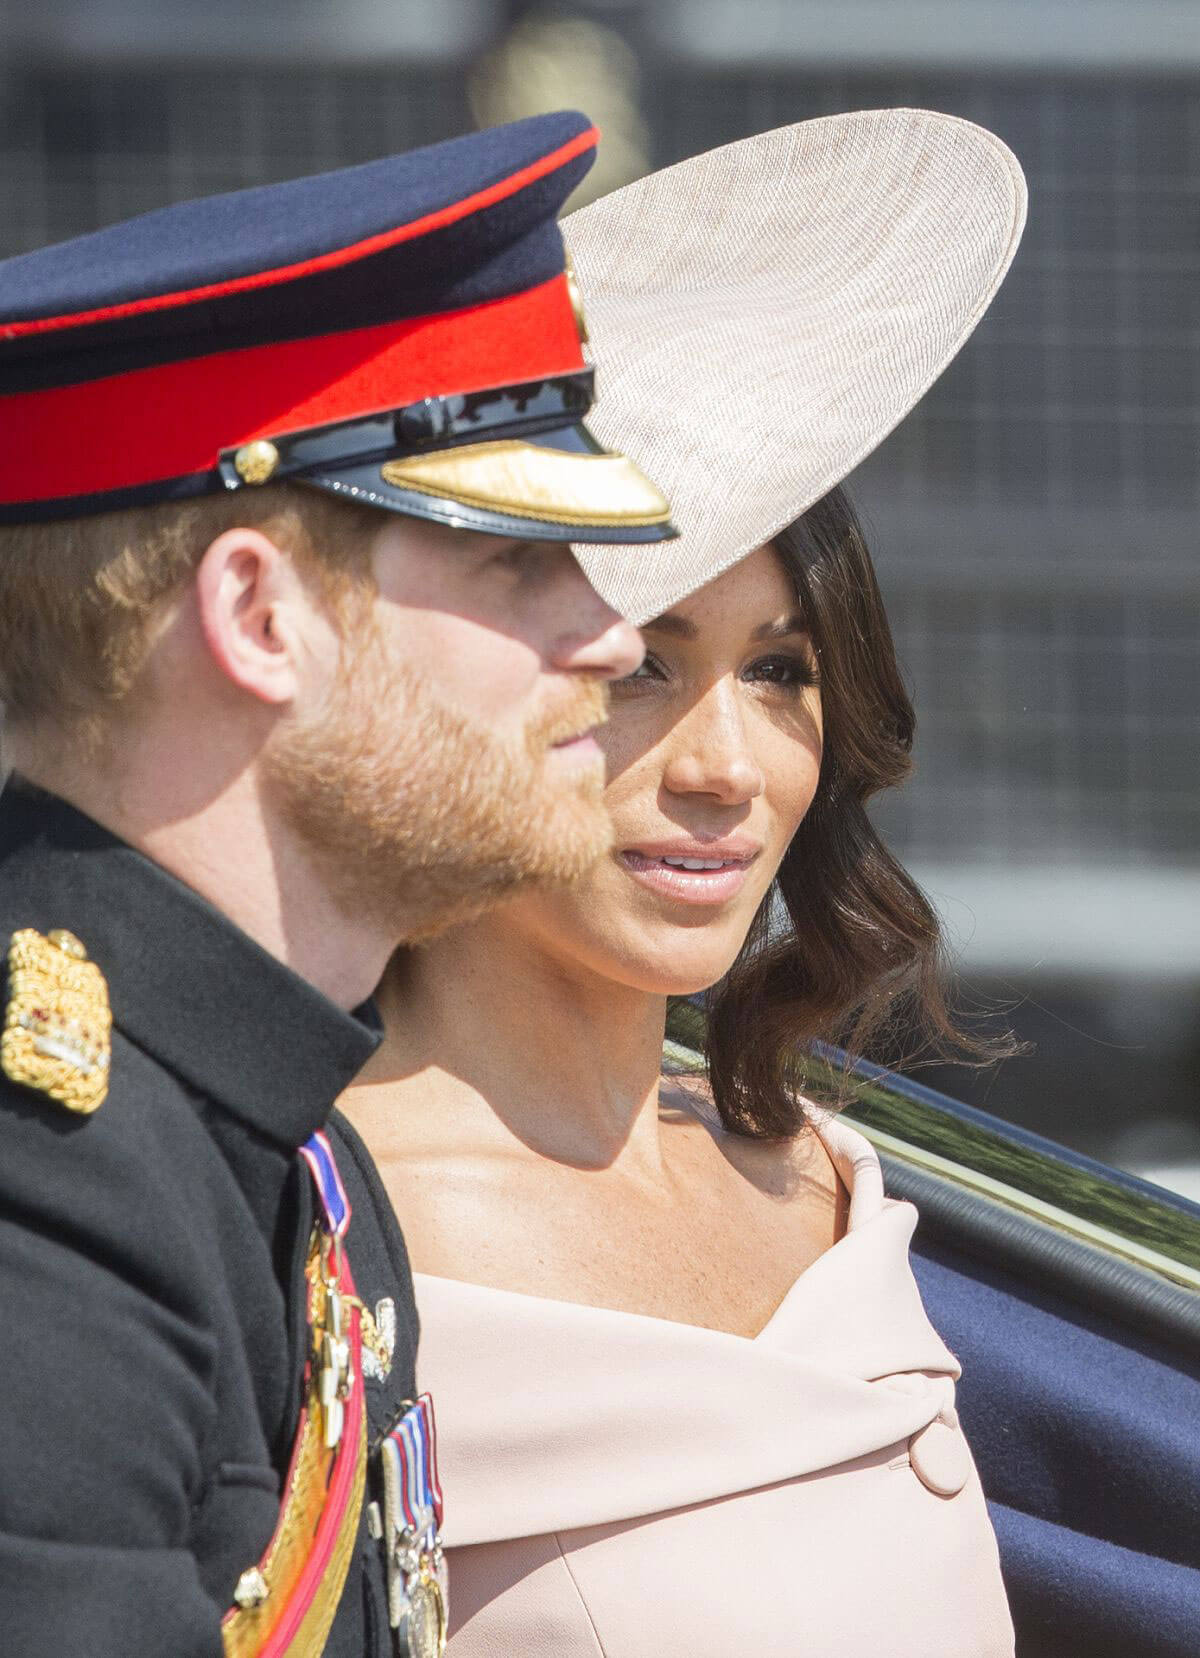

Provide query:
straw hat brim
left=565, top=108, right=1027, bottom=624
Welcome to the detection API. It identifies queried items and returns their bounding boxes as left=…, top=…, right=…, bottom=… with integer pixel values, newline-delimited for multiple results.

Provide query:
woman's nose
left=661, top=686, right=765, bottom=805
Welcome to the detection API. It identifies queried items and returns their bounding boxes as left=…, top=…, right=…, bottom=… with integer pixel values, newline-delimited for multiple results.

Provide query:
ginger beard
left=262, top=623, right=614, bottom=942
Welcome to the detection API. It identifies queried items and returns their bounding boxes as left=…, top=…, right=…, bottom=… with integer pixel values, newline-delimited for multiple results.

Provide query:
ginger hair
left=0, top=483, right=380, bottom=744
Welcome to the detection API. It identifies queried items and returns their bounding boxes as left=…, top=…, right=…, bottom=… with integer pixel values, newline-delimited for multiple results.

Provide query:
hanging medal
left=299, top=1131, right=356, bottom=1450
left=379, top=1394, right=447, bottom=1658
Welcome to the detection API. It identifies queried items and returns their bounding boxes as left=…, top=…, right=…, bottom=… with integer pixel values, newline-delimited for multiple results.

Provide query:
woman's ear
left=193, top=527, right=330, bottom=707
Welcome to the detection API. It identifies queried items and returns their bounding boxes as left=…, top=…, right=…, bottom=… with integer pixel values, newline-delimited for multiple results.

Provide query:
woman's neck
left=365, top=915, right=673, bottom=1176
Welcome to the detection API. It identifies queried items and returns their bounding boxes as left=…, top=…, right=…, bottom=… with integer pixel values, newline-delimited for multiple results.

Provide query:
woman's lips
left=618, top=849, right=753, bottom=905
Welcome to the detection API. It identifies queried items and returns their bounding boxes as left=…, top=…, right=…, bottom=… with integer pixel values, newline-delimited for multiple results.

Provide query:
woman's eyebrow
left=643, top=612, right=809, bottom=642
left=751, top=614, right=809, bottom=641
left=643, top=613, right=699, bottom=639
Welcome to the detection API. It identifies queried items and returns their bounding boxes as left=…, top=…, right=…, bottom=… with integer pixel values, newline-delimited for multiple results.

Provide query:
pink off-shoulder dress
left=414, top=1116, right=1014, bottom=1656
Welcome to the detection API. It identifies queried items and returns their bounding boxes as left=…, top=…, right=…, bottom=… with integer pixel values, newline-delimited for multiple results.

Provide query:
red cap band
left=0, top=274, right=584, bottom=508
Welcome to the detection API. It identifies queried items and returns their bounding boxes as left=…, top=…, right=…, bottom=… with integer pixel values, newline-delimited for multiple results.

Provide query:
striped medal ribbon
left=299, top=1129, right=351, bottom=1239
left=380, top=1395, right=447, bottom=1658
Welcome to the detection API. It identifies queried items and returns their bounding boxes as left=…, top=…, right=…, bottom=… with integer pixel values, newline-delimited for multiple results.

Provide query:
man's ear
left=194, top=527, right=329, bottom=706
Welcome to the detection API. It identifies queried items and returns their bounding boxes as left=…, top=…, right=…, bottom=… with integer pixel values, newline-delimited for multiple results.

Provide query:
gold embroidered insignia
left=1, top=928, right=112, bottom=1113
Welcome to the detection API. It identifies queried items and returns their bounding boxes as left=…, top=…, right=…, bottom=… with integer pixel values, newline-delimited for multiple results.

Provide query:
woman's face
left=496, top=543, right=824, bottom=994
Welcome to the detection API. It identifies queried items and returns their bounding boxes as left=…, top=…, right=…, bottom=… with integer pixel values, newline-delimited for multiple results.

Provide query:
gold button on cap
left=233, top=440, right=280, bottom=485
left=908, top=1416, right=971, bottom=1497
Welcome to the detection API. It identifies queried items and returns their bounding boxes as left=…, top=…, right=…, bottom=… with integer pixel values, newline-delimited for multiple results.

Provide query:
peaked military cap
left=0, top=111, right=675, bottom=544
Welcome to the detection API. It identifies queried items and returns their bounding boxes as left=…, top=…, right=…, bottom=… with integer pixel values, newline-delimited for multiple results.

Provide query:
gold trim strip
left=381, top=439, right=672, bottom=528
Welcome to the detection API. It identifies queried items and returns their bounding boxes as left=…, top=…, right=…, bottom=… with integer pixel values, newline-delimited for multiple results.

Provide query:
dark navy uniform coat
left=0, top=781, right=419, bottom=1656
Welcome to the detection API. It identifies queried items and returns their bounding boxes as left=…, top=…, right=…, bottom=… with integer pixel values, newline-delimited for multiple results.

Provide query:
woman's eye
left=614, top=652, right=668, bottom=688
left=745, top=653, right=818, bottom=690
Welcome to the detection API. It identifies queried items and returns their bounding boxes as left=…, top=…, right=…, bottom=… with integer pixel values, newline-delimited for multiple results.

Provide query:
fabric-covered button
left=908, top=1417, right=971, bottom=1497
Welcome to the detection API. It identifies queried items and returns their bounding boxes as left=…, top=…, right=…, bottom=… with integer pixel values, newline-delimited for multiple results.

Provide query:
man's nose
left=545, top=558, right=645, bottom=681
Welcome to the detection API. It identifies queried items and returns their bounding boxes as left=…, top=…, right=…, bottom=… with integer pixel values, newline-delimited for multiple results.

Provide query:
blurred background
left=0, top=0, right=1196, bottom=1191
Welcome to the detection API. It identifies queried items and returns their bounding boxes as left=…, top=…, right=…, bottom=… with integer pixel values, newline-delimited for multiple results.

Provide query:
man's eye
left=490, top=541, right=536, bottom=571
left=487, top=539, right=564, bottom=578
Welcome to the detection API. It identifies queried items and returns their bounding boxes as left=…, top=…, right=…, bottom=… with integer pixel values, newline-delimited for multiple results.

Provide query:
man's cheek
left=449, top=642, right=538, bottom=722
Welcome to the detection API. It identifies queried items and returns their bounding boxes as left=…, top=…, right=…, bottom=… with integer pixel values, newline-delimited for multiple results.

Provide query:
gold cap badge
left=1, top=928, right=112, bottom=1113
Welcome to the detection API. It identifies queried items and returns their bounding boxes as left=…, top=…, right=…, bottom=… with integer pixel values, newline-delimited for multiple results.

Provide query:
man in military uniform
left=0, top=112, right=673, bottom=1655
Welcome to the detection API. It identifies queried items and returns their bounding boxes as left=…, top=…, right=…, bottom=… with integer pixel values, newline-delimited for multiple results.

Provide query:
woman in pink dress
left=340, top=110, right=1027, bottom=1656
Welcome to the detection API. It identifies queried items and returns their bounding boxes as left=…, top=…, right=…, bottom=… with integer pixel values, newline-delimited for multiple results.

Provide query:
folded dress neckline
left=412, top=1116, right=964, bottom=1546
left=413, top=1106, right=887, bottom=1343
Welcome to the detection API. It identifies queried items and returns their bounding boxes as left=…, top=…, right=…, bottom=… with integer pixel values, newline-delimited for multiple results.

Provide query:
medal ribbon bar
left=380, top=1394, right=448, bottom=1657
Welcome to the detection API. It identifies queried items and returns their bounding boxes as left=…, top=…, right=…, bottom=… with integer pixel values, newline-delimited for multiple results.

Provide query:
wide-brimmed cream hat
left=565, top=108, right=1026, bottom=623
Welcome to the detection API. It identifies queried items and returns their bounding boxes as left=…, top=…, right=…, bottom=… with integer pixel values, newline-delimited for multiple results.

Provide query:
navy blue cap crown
left=0, top=112, right=675, bottom=544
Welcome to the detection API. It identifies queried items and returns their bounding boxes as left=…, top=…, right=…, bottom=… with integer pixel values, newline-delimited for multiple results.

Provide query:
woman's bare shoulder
left=659, top=1071, right=845, bottom=1212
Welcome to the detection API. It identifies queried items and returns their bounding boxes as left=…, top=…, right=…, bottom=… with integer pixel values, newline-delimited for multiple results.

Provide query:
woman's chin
left=500, top=890, right=749, bottom=998
left=605, top=952, right=739, bottom=1000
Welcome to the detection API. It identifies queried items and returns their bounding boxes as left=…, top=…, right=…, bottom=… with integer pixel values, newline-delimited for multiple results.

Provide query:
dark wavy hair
left=697, top=484, right=1017, bottom=1138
